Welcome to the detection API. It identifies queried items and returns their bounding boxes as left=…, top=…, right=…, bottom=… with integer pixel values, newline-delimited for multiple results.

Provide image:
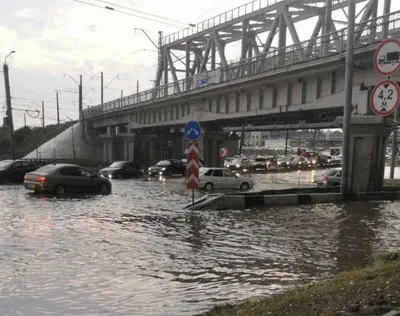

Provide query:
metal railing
left=161, top=0, right=349, bottom=45
left=82, top=11, right=400, bottom=120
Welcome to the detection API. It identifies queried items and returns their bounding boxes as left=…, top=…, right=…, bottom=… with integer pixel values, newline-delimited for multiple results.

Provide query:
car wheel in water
left=99, top=183, right=109, bottom=195
left=204, top=182, right=214, bottom=191
left=117, top=173, right=123, bottom=179
left=167, top=170, right=173, bottom=177
left=240, top=182, right=250, bottom=191
left=1, top=176, right=8, bottom=185
left=55, top=184, right=66, bottom=195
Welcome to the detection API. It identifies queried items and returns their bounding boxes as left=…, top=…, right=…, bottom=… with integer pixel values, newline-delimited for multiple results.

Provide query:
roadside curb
left=186, top=191, right=400, bottom=210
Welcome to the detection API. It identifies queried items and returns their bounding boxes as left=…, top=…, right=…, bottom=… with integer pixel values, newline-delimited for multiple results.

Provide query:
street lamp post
left=3, top=50, right=16, bottom=159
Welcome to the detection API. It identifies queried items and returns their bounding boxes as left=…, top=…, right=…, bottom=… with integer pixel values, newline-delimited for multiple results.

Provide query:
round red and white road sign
left=370, top=80, right=400, bottom=116
left=374, top=38, right=400, bottom=77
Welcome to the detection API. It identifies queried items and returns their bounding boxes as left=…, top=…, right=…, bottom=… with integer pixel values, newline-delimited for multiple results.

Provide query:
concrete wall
left=24, top=122, right=102, bottom=162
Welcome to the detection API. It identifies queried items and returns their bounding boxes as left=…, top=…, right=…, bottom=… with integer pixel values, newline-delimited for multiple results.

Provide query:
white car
left=199, top=167, right=254, bottom=191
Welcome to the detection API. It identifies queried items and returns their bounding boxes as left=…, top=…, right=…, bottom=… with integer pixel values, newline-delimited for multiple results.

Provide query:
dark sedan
left=99, top=161, right=144, bottom=179
left=0, top=160, right=38, bottom=184
left=24, top=164, right=111, bottom=195
left=148, top=159, right=186, bottom=177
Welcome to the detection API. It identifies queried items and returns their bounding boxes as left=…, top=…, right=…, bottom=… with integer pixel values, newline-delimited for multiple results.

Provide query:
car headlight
left=236, top=164, right=240, bottom=168
left=108, top=174, right=112, bottom=179
left=162, top=168, right=166, bottom=171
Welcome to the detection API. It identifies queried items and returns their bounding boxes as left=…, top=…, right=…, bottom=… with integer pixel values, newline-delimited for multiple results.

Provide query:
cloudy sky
left=1, top=0, right=398, bottom=128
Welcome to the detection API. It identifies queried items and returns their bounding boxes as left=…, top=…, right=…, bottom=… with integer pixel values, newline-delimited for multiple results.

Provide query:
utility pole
left=390, top=109, right=399, bottom=178
left=101, top=72, right=104, bottom=104
left=137, top=80, right=139, bottom=94
left=3, top=54, right=16, bottom=159
left=121, top=90, right=123, bottom=98
left=79, top=75, right=82, bottom=120
left=56, top=92, right=60, bottom=125
left=24, top=113, right=26, bottom=128
left=341, top=0, right=356, bottom=195
left=42, top=101, right=45, bottom=128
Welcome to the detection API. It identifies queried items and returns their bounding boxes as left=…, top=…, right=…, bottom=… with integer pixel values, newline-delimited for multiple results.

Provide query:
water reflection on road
left=0, top=169, right=399, bottom=316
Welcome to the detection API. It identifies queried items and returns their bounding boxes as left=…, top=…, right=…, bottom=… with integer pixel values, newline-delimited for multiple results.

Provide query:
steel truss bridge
left=83, top=0, right=396, bottom=120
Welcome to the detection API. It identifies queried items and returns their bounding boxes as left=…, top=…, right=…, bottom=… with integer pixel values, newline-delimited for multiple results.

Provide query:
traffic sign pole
left=372, top=39, right=400, bottom=179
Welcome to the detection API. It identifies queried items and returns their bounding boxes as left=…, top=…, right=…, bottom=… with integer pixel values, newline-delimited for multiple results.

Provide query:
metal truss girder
left=213, top=31, right=228, bottom=67
left=291, top=3, right=324, bottom=14
left=162, top=0, right=352, bottom=49
left=354, top=0, right=377, bottom=43
left=250, top=36, right=260, bottom=56
left=263, top=14, right=279, bottom=53
left=282, top=6, right=306, bottom=60
left=166, top=50, right=180, bottom=93
left=163, top=0, right=369, bottom=53
left=200, top=38, right=212, bottom=71
left=305, top=15, right=322, bottom=57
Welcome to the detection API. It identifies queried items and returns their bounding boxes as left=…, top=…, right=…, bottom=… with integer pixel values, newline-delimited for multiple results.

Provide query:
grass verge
left=197, top=252, right=400, bottom=316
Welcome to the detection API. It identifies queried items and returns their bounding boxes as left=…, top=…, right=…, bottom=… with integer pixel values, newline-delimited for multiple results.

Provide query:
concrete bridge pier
left=344, top=116, right=395, bottom=193
left=134, top=135, right=157, bottom=169
left=199, top=132, right=239, bottom=167
left=120, top=133, right=135, bottom=162
left=100, top=134, right=115, bottom=165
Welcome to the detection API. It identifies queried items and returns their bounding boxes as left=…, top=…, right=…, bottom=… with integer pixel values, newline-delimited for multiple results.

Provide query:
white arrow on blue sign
left=184, top=121, right=202, bottom=141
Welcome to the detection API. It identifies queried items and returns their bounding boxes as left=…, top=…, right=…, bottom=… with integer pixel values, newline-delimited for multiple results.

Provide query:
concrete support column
left=202, top=132, right=239, bottom=167
left=100, top=135, right=115, bottom=165
left=343, top=116, right=395, bottom=193
left=120, top=133, right=135, bottom=161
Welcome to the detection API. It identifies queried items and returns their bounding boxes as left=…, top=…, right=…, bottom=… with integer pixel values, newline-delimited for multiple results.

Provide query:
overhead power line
left=72, top=0, right=184, bottom=28
left=95, top=0, right=188, bottom=27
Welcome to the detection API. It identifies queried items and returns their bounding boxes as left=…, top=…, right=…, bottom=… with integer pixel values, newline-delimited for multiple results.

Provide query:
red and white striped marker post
left=186, top=142, right=199, bottom=204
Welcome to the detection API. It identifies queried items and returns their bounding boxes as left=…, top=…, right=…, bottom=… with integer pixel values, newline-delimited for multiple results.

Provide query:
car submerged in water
left=148, top=159, right=186, bottom=177
left=24, top=164, right=111, bottom=195
left=99, top=161, right=144, bottom=179
left=0, top=160, right=38, bottom=184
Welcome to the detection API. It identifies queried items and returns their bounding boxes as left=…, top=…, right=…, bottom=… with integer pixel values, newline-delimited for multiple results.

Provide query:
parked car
left=199, top=167, right=254, bottom=191
left=277, top=156, right=292, bottom=169
left=314, top=168, right=342, bottom=186
left=224, top=157, right=235, bottom=168
left=24, top=164, right=112, bottom=195
left=0, top=159, right=38, bottom=184
left=99, top=161, right=144, bottom=179
left=252, top=156, right=269, bottom=172
left=225, top=157, right=252, bottom=173
left=327, top=155, right=342, bottom=167
left=148, top=159, right=186, bottom=177
left=291, top=156, right=311, bottom=169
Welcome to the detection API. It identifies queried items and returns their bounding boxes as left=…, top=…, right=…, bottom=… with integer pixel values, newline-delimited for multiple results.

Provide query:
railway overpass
left=81, top=0, right=399, bottom=193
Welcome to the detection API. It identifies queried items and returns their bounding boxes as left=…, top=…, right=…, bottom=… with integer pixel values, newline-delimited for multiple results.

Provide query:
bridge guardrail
left=82, top=10, right=400, bottom=120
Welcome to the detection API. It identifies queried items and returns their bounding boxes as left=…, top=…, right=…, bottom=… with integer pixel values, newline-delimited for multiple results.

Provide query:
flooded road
left=0, top=169, right=400, bottom=316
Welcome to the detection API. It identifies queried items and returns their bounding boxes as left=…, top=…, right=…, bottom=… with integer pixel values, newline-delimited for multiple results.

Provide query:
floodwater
left=0, top=169, right=400, bottom=316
